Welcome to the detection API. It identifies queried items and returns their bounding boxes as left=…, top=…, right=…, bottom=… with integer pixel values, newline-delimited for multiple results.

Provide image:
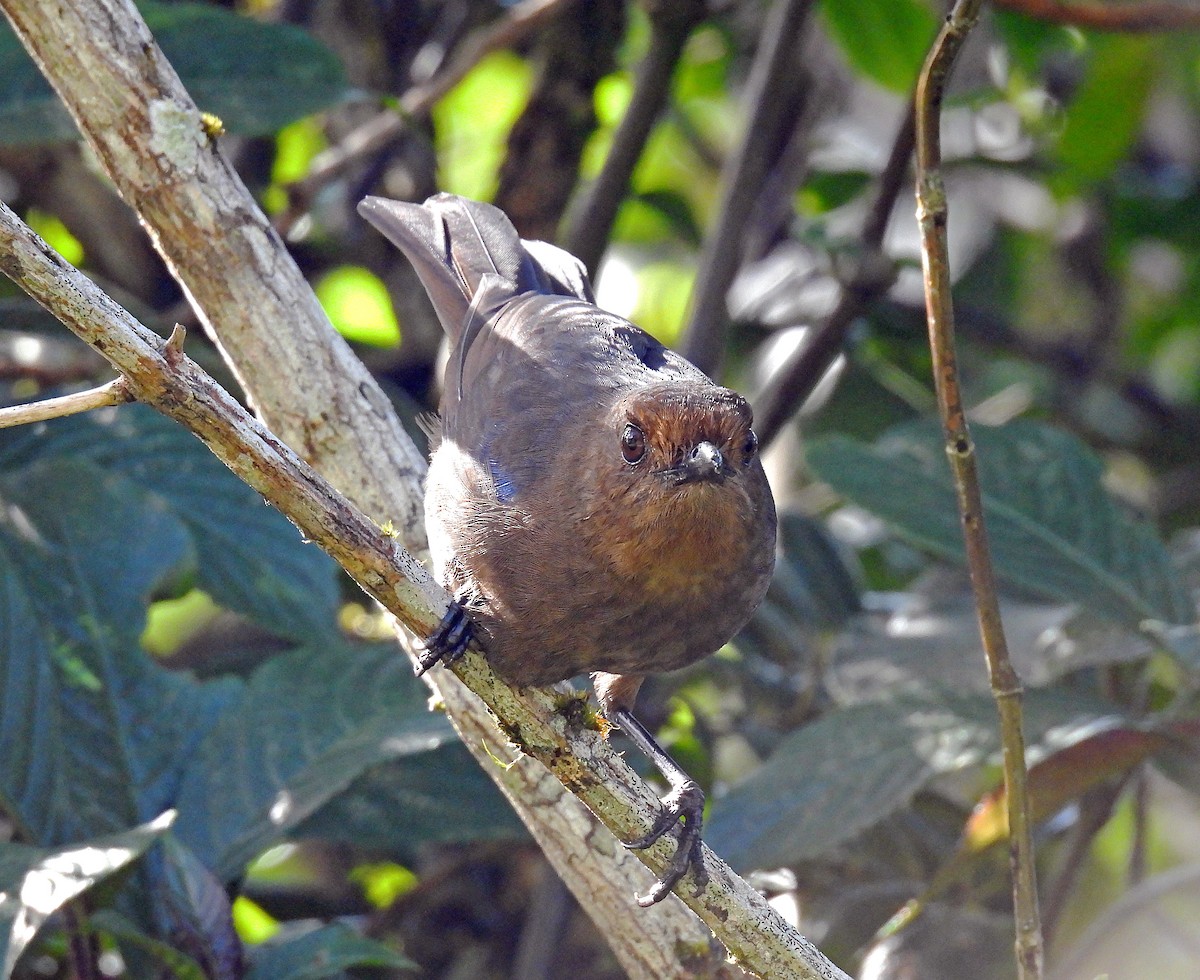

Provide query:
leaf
left=819, top=0, right=939, bottom=94
left=0, top=1, right=348, bottom=147
left=172, top=638, right=457, bottom=879
left=705, top=688, right=1116, bottom=871
left=807, top=419, right=1193, bottom=629
left=0, top=405, right=340, bottom=643
left=245, top=922, right=416, bottom=980
left=297, top=743, right=525, bottom=858
left=0, top=812, right=173, bottom=975
left=89, top=910, right=208, bottom=980
left=1054, top=34, right=1157, bottom=192
left=0, top=457, right=238, bottom=846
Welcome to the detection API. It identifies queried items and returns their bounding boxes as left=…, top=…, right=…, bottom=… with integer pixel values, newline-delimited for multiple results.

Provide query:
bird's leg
left=416, top=600, right=473, bottom=674
left=611, top=707, right=707, bottom=906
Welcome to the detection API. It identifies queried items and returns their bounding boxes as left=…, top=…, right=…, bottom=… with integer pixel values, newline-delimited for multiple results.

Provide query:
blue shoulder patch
left=488, top=456, right=518, bottom=503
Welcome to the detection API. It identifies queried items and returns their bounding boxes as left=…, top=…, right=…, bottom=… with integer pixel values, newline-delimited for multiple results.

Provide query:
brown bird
left=359, top=193, right=777, bottom=905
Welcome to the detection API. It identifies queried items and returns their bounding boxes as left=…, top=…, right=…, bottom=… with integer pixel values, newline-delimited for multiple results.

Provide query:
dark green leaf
left=172, top=638, right=455, bottom=879
left=706, top=689, right=1116, bottom=871
left=298, top=744, right=525, bottom=857
left=89, top=910, right=208, bottom=980
left=245, top=922, right=416, bottom=980
left=0, top=457, right=238, bottom=846
left=807, top=419, right=1192, bottom=628
left=0, top=1, right=348, bottom=146
left=0, top=813, right=173, bottom=974
left=819, top=0, right=939, bottom=94
left=0, top=405, right=340, bottom=642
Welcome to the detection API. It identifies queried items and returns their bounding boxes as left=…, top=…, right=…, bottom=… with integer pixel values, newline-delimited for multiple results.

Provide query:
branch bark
left=913, top=3, right=1043, bottom=977
left=0, top=0, right=848, bottom=976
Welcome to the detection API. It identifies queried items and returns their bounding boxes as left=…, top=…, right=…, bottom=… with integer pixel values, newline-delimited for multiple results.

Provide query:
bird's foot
left=625, top=779, right=707, bottom=907
left=416, top=600, right=473, bottom=675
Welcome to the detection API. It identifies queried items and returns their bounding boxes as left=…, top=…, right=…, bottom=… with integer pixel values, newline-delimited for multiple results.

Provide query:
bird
left=359, top=192, right=777, bottom=906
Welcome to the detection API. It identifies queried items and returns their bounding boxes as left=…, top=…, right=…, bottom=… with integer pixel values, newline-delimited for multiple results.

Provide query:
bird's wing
left=358, top=193, right=592, bottom=345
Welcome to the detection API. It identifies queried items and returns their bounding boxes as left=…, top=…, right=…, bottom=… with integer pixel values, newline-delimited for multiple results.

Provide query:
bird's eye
left=742, top=430, right=759, bottom=462
left=621, top=423, right=646, bottom=464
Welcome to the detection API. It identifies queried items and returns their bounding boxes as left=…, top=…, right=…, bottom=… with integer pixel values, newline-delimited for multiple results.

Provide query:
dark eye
left=742, top=430, right=759, bottom=463
left=621, top=423, right=646, bottom=464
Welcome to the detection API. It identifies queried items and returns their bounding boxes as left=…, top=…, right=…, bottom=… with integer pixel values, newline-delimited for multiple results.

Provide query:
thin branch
left=0, top=376, right=132, bottom=428
left=753, top=106, right=914, bottom=448
left=913, top=3, right=1044, bottom=979
left=560, top=0, right=706, bottom=274
left=678, top=0, right=817, bottom=377
left=0, top=202, right=849, bottom=980
left=278, top=0, right=578, bottom=234
left=993, top=0, right=1200, bottom=31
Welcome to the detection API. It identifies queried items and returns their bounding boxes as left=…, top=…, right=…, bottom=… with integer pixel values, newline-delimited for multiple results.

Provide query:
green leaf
left=172, top=638, right=456, bottom=879
left=0, top=457, right=238, bottom=846
left=245, top=922, right=416, bottom=980
left=0, top=1, right=348, bottom=147
left=807, top=419, right=1192, bottom=628
left=1054, top=34, right=1158, bottom=191
left=0, top=812, right=173, bottom=975
left=706, top=689, right=1115, bottom=871
left=0, top=405, right=340, bottom=643
left=297, top=744, right=525, bottom=858
left=89, top=910, right=208, bottom=980
left=819, top=0, right=939, bottom=94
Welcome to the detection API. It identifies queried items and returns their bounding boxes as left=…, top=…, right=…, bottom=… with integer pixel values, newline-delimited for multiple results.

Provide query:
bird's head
left=612, top=382, right=761, bottom=501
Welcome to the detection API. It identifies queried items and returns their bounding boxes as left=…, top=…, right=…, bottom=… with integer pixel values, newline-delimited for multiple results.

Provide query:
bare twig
left=0, top=376, right=132, bottom=428
left=753, top=107, right=914, bottom=448
left=279, top=0, right=578, bottom=234
left=561, top=0, right=706, bottom=274
left=679, top=0, right=817, bottom=377
left=913, top=3, right=1043, bottom=978
left=993, top=0, right=1200, bottom=31
left=0, top=138, right=847, bottom=980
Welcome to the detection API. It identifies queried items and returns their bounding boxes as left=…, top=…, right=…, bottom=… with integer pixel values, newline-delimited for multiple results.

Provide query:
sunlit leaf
left=0, top=812, right=173, bottom=975
left=820, top=0, right=939, bottom=93
left=315, top=265, right=401, bottom=348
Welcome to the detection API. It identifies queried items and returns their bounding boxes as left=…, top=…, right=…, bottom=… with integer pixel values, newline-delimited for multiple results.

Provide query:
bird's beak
left=662, top=441, right=733, bottom=485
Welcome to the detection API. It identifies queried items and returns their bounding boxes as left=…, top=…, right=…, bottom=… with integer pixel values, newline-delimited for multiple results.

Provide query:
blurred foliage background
left=4, top=0, right=1200, bottom=978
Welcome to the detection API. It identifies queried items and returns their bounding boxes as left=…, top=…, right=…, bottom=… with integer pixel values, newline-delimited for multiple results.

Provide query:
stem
left=913, top=3, right=1044, bottom=977
left=679, top=0, right=817, bottom=377
left=752, top=107, right=915, bottom=448
left=561, top=0, right=705, bottom=274
left=0, top=377, right=132, bottom=428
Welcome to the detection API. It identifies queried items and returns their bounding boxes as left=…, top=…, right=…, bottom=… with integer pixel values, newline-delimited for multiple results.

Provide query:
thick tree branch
left=0, top=201, right=846, bottom=980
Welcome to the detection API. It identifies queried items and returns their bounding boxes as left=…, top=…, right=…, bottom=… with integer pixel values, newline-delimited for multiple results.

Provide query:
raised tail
left=358, top=193, right=594, bottom=342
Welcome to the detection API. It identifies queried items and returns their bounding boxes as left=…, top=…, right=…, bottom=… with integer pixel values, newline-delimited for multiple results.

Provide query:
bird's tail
left=358, top=193, right=593, bottom=342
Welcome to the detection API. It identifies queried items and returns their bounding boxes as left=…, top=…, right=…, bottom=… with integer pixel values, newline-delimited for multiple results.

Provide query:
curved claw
left=417, top=601, right=473, bottom=674
left=626, top=779, right=707, bottom=907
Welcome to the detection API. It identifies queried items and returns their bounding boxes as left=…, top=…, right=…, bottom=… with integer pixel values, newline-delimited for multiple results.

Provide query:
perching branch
left=679, top=0, right=817, bottom=378
left=0, top=200, right=846, bottom=980
left=913, top=4, right=1043, bottom=979
left=560, top=0, right=706, bottom=274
